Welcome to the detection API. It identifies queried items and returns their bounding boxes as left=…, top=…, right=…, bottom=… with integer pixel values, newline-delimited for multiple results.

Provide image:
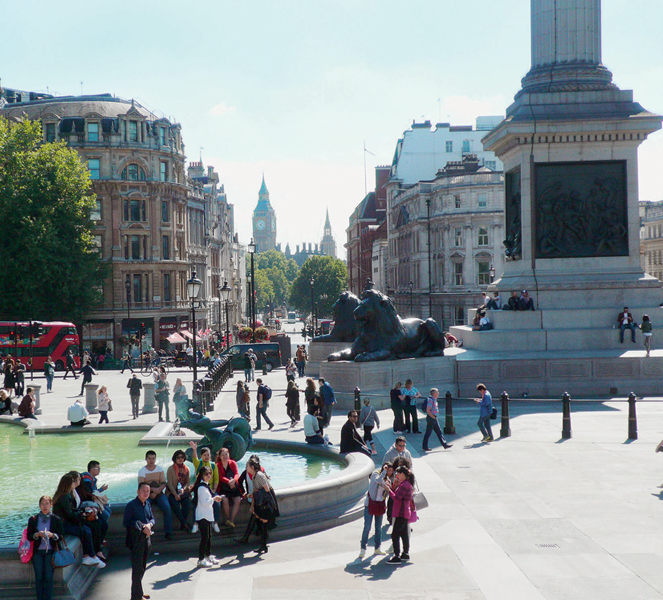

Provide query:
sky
left=3, top=0, right=662, bottom=259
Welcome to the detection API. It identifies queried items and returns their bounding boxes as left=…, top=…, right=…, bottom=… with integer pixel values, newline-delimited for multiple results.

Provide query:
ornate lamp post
left=248, top=239, right=257, bottom=343
left=219, top=280, right=231, bottom=350
left=186, top=270, right=203, bottom=382
left=309, top=277, right=315, bottom=338
left=125, top=278, right=131, bottom=322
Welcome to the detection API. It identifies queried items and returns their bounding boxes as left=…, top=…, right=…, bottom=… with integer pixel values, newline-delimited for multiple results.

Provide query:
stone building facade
left=386, top=156, right=504, bottom=329
left=640, top=200, right=663, bottom=281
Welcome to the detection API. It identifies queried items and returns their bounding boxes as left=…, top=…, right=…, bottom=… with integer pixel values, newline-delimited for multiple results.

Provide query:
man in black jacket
left=124, top=482, right=155, bottom=600
left=340, top=411, right=371, bottom=456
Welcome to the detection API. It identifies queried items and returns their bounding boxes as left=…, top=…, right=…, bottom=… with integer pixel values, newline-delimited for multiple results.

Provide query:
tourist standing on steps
left=78, top=361, right=96, bottom=396
left=192, top=466, right=223, bottom=568
left=255, top=379, right=274, bottom=430
left=640, top=314, right=653, bottom=357
left=318, top=377, right=336, bottom=427
left=63, top=350, right=78, bottom=380
left=399, top=379, right=422, bottom=434
left=474, top=383, right=494, bottom=442
left=422, top=388, right=452, bottom=452
left=386, top=465, right=415, bottom=564
left=123, top=482, right=154, bottom=600
left=127, top=374, right=142, bottom=419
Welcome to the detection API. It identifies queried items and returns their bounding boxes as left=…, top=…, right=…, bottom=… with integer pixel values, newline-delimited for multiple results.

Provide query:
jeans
left=32, top=549, right=55, bottom=600
left=157, top=396, right=170, bottom=421
left=478, top=415, right=493, bottom=439
left=404, top=404, right=419, bottom=433
left=168, top=494, right=191, bottom=529
left=244, top=368, right=252, bottom=382
left=306, top=434, right=325, bottom=444
left=360, top=505, right=383, bottom=549
left=63, top=522, right=95, bottom=556
left=198, top=519, right=212, bottom=560
left=256, top=403, right=273, bottom=429
left=131, top=394, right=140, bottom=418
left=391, top=400, right=405, bottom=432
left=98, top=410, right=109, bottom=424
left=151, top=492, right=173, bottom=534
left=422, top=415, right=447, bottom=448
left=80, top=377, right=91, bottom=395
left=296, top=361, right=305, bottom=377
left=391, top=516, right=410, bottom=556
left=121, top=360, right=133, bottom=373
left=322, top=403, right=333, bottom=427
left=45, top=374, right=54, bottom=392
left=620, top=323, right=636, bottom=342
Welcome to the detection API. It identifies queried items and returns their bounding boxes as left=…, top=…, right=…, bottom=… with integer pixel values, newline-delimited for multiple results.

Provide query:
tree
left=248, top=249, right=299, bottom=310
left=289, top=255, right=347, bottom=318
left=0, top=118, right=108, bottom=322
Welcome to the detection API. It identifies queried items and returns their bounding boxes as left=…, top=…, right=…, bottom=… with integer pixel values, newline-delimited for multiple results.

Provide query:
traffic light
left=31, top=321, right=44, bottom=337
left=9, top=329, right=15, bottom=342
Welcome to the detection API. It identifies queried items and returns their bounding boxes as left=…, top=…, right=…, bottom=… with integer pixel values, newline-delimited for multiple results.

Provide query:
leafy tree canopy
left=288, top=255, right=347, bottom=318
left=0, top=118, right=108, bottom=323
left=247, top=249, right=299, bottom=310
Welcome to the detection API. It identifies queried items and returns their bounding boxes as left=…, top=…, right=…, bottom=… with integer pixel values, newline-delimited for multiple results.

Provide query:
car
left=221, top=343, right=282, bottom=372
left=173, top=350, right=189, bottom=367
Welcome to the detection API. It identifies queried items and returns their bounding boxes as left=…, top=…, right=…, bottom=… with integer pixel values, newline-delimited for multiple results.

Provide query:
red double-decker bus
left=0, top=322, right=80, bottom=370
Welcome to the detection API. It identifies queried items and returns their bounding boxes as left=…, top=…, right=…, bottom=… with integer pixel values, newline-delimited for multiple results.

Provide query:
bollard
left=143, top=382, right=157, bottom=414
left=562, top=391, right=572, bottom=439
left=500, top=391, right=511, bottom=438
left=628, top=392, right=637, bottom=440
left=443, top=391, right=456, bottom=434
left=85, top=383, right=100, bottom=414
left=354, top=387, right=361, bottom=411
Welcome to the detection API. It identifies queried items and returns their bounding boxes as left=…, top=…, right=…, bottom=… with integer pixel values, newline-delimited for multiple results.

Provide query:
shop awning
left=180, top=330, right=194, bottom=340
left=166, top=332, right=187, bottom=344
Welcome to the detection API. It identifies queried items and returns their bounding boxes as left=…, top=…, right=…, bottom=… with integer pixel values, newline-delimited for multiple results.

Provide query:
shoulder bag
left=52, top=537, right=75, bottom=568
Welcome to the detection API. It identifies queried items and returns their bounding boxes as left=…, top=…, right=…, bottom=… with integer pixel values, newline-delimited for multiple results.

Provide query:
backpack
left=262, top=385, right=272, bottom=401
left=18, top=527, right=33, bottom=563
left=421, top=397, right=429, bottom=413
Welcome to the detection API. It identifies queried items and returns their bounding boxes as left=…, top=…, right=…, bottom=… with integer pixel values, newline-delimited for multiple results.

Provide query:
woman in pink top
left=216, top=448, right=241, bottom=527
left=387, top=465, right=415, bottom=564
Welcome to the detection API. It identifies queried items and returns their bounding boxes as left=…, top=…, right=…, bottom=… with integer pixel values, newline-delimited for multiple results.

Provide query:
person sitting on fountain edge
left=340, top=411, right=372, bottom=456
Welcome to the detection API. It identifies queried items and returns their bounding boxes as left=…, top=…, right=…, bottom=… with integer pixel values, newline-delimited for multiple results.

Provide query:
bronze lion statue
left=314, top=291, right=360, bottom=343
left=327, top=289, right=445, bottom=362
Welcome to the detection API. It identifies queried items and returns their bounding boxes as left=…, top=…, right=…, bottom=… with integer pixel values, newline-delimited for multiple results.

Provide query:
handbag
left=408, top=499, right=419, bottom=523
left=108, top=399, right=113, bottom=412
left=18, top=528, right=33, bottom=564
left=490, top=407, right=498, bottom=420
left=412, top=483, right=428, bottom=511
left=367, top=495, right=386, bottom=516
left=52, top=538, right=75, bottom=568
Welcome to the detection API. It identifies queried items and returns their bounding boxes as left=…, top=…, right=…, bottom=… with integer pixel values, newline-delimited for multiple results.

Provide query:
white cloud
left=210, top=102, right=237, bottom=116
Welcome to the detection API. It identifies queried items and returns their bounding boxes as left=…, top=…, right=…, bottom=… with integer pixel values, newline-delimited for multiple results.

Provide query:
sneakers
left=400, top=553, right=410, bottom=560
left=268, top=424, right=274, bottom=430
left=387, top=555, right=402, bottom=564
left=82, top=556, right=102, bottom=567
left=443, top=443, right=453, bottom=449
left=373, top=547, right=387, bottom=555
left=191, top=523, right=199, bottom=534
left=481, top=436, right=492, bottom=443
left=226, top=521, right=235, bottom=528
left=207, top=555, right=220, bottom=564
left=197, top=558, right=213, bottom=568
left=422, top=447, right=432, bottom=452
left=358, top=548, right=366, bottom=558
left=212, top=522, right=220, bottom=533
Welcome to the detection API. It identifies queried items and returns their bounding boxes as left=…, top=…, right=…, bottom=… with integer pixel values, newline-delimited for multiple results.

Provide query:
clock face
left=256, top=219, right=266, bottom=231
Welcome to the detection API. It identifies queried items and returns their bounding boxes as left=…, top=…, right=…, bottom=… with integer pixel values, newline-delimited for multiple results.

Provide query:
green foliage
left=0, top=118, right=108, bottom=322
left=248, top=249, right=299, bottom=310
left=288, top=255, right=347, bottom=318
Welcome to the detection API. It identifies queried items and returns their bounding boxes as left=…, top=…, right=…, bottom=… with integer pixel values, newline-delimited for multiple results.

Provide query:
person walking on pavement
left=155, top=372, right=170, bottom=422
left=399, top=379, right=422, bottom=434
left=359, top=397, right=380, bottom=455
left=121, top=350, right=134, bottom=374
left=123, top=482, right=154, bottom=600
left=78, top=361, right=96, bottom=396
left=318, top=378, right=336, bottom=427
left=44, top=355, right=55, bottom=393
left=243, top=352, right=253, bottom=382
left=422, top=388, right=452, bottom=451
left=474, top=383, right=494, bottom=442
left=63, top=350, right=78, bottom=380
left=127, top=374, right=142, bottom=419
left=255, top=379, right=274, bottom=431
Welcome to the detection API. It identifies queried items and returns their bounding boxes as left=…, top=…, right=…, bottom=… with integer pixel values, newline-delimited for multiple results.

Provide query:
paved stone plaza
left=8, top=364, right=663, bottom=600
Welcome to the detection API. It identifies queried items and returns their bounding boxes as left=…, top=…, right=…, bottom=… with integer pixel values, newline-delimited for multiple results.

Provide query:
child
left=358, top=397, right=380, bottom=455
left=641, top=314, right=653, bottom=357
left=192, top=466, right=223, bottom=568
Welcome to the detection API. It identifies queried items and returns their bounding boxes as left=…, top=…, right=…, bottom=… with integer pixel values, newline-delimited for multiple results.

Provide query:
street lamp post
left=187, top=270, right=203, bottom=383
left=408, top=280, right=414, bottom=316
left=219, top=280, right=231, bottom=350
left=248, top=239, right=257, bottom=343
left=426, top=196, right=433, bottom=318
left=309, top=277, right=315, bottom=339
left=125, top=278, right=131, bottom=322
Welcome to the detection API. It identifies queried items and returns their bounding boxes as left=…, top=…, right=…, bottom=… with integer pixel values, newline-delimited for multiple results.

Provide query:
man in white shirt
left=67, top=398, right=89, bottom=426
left=137, top=450, right=173, bottom=540
left=304, top=406, right=325, bottom=445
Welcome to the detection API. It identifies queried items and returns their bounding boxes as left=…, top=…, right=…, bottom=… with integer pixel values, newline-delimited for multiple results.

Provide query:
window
left=454, top=306, right=465, bottom=326
left=163, top=273, right=171, bottom=302
left=445, top=141, right=453, bottom=152
left=129, top=120, right=138, bottom=142
left=453, top=262, right=463, bottom=286
left=462, top=140, right=470, bottom=153
left=161, top=201, right=169, bottom=223
left=160, top=127, right=167, bottom=146
left=454, top=195, right=461, bottom=209
left=45, top=123, right=56, bottom=142
left=477, top=261, right=491, bottom=285
left=131, top=236, right=140, bottom=260
left=91, top=198, right=102, bottom=221
left=124, top=199, right=146, bottom=222
left=93, top=235, right=102, bottom=256
left=122, top=164, right=146, bottom=181
left=133, top=274, right=142, bottom=303
left=478, top=193, right=487, bottom=208
left=454, top=227, right=463, bottom=247
left=485, top=160, right=496, bottom=170
left=162, top=235, right=170, bottom=260
left=160, top=162, right=168, bottom=182
left=88, top=159, right=100, bottom=180
left=88, top=122, right=99, bottom=142
left=478, top=227, right=488, bottom=246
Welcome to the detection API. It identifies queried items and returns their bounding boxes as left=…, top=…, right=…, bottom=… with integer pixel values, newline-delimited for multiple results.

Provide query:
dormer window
left=128, top=120, right=138, bottom=142
left=88, top=122, right=99, bottom=142
left=122, top=164, right=146, bottom=181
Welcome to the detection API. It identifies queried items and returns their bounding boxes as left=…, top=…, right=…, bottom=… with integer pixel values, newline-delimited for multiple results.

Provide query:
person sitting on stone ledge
left=503, top=290, right=520, bottom=311
left=472, top=310, right=493, bottom=331
left=617, top=306, right=637, bottom=344
left=477, top=292, right=491, bottom=310
left=518, top=290, right=535, bottom=311
left=67, top=397, right=89, bottom=426
left=486, top=291, right=502, bottom=310
left=340, top=410, right=372, bottom=456
left=0, top=389, right=12, bottom=415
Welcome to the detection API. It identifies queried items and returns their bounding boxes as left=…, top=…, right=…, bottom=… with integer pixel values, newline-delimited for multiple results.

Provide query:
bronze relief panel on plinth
left=534, top=161, right=628, bottom=259
left=504, top=167, right=522, bottom=261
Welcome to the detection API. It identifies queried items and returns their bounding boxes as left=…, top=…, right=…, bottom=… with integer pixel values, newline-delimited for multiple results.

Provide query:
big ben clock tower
left=252, top=176, right=277, bottom=253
